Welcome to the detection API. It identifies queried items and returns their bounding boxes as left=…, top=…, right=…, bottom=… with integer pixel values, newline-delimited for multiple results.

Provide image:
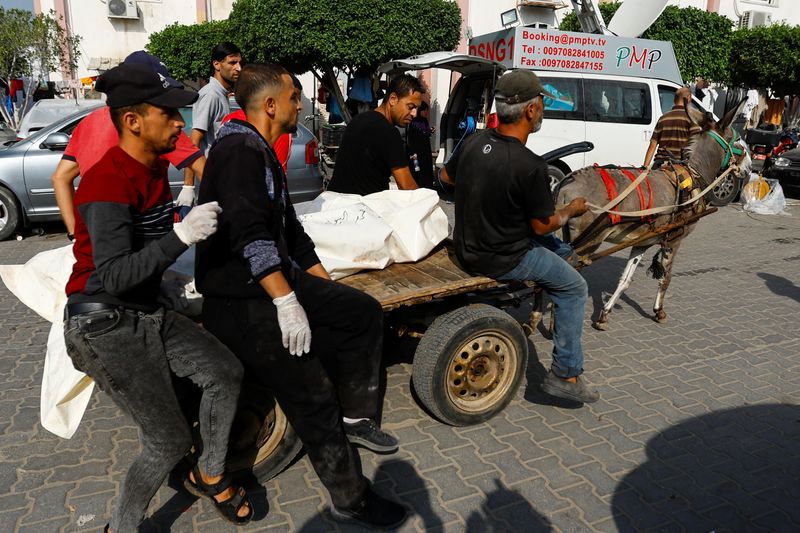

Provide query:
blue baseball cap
left=123, top=51, right=183, bottom=89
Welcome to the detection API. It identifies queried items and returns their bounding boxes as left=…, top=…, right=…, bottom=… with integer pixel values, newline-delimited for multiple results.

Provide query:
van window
left=658, top=85, right=676, bottom=115
left=585, top=80, right=651, bottom=125
left=540, top=77, right=583, bottom=121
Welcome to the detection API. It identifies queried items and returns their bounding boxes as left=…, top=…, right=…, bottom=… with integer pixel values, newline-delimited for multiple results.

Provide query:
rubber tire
left=709, top=174, right=741, bottom=206
left=412, top=304, right=528, bottom=426
left=225, top=395, right=303, bottom=483
left=548, top=165, right=566, bottom=194
left=0, top=186, right=21, bottom=241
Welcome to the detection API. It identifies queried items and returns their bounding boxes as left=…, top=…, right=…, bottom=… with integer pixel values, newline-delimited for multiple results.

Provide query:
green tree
left=0, top=8, right=80, bottom=130
left=147, top=20, right=230, bottom=87
left=148, top=0, right=462, bottom=123
left=730, top=24, right=800, bottom=96
left=560, top=4, right=733, bottom=84
left=643, top=6, right=732, bottom=84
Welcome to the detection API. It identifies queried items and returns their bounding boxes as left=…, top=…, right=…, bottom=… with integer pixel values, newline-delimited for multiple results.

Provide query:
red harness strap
left=596, top=165, right=622, bottom=224
left=620, top=168, right=653, bottom=221
left=595, top=165, right=653, bottom=224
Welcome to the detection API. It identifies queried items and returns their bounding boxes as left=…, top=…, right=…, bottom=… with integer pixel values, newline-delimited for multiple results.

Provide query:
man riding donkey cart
left=442, top=70, right=748, bottom=405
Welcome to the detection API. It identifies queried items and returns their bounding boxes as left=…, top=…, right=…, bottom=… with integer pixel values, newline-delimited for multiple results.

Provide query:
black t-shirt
left=446, top=129, right=554, bottom=278
left=328, top=110, right=408, bottom=195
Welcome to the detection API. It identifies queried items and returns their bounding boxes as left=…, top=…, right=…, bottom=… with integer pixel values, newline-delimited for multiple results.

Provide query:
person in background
left=51, top=51, right=204, bottom=237
left=191, top=42, right=242, bottom=155
left=643, top=87, right=700, bottom=168
left=327, top=74, right=423, bottom=195
left=64, top=63, right=251, bottom=532
left=693, top=76, right=717, bottom=114
left=406, top=100, right=434, bottom=189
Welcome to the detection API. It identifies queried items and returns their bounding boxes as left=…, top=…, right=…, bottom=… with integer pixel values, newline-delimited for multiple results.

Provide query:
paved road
left=1, top=202, right=799, bottom=532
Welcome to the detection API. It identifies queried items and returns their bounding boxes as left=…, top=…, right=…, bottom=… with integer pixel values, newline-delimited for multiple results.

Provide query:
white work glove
left=175, top=185, right=196, bottom=207
left=173, top=201, right=221, bottom=245
left=273, top=291, right=311, bottom=356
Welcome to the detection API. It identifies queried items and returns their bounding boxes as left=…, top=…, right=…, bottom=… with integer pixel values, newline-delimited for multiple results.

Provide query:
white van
left=381, top=29, right=740, bottom=205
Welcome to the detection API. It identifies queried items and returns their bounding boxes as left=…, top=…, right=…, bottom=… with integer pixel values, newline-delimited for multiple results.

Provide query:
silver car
left=0, top=106, right=323, bottom=240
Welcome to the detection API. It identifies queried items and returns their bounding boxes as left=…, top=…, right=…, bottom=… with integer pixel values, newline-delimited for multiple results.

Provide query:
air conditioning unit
left=107, top=0, right=139, bottom=20
left=739, top=10, right=772, bottom=29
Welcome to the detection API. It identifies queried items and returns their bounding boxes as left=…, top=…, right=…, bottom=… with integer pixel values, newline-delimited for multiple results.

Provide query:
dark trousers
left=64, top=308, right=243, bottom=532
left=202, top=269, right=384, bottom=508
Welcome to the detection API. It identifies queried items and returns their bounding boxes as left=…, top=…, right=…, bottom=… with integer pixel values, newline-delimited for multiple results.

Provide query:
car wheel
left=412, top=304, right=528, bottom=426
left=0, top=187, right=21, bottom=241
left=709, top=174, right=741, bottom=206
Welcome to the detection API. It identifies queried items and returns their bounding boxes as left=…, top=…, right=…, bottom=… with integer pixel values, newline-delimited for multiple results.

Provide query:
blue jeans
left=64, top=307, right=243, bottom=532
left=499, top=235, right=587, bottom=378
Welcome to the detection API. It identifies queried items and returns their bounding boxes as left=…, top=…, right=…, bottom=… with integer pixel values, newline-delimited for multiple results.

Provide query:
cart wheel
left=412, top=304, right=528, bottom=426
left=225, top=387, right=303, bottom=483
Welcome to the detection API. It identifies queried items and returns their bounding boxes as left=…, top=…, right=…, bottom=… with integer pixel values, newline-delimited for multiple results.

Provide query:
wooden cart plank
left=339, top=247, right=499, bottom=311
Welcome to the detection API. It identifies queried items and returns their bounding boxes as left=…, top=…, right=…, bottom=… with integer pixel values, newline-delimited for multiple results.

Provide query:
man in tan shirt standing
left=644, top=87, right=701, bottom=168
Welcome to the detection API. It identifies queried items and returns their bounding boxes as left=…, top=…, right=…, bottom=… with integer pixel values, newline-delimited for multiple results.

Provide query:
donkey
left=555, top=103, right=751, bottom=331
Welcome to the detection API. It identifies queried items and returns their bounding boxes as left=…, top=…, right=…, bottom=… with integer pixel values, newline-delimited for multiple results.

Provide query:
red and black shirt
left=66, top=146, right=188, bottom=311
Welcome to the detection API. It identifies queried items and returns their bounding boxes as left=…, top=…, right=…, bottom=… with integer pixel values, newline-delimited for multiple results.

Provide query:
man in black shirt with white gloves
left=442, top=69, right=599, bottom=405
left=196, top=63, right=407, bottom=529
left=327, top=74, right=423, bottom=195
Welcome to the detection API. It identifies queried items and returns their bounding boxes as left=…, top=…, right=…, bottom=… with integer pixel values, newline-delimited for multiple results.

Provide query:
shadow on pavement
left=295, top=458, right=552, bottom=531
left=464, top=478, right=553, bottom=532
left=757, top=272, right=800, bottom=303
left=612, top=404, right=800, bottom=531
left=581, top=254, right=654, bottom=321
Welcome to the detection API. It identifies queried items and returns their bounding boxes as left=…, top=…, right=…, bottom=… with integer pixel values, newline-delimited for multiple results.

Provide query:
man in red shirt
left=51, top=51, right=204, bottom=237
left=65, top=63, right=251, bottom=530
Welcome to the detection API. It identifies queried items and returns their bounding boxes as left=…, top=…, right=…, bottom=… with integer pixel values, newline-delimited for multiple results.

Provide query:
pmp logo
left=157, top=73, right=169, bottom=88
left=482, top=144, right=492, bottom=154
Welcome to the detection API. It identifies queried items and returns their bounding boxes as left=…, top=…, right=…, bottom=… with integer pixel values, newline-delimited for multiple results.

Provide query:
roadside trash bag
left=742, top=173, right=790, bottom=215
left=296, top=189, right=448, bottom=279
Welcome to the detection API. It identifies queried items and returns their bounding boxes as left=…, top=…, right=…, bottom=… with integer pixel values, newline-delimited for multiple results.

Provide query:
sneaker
left=541, top=371, right=600, bottom=403
left=343, top=419, right=399, bottom=454
left=330, top=487, right=408, bottom=530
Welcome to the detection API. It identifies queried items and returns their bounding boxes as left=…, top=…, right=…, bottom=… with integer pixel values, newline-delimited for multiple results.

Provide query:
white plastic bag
left=297, top=189, right=448, bottom=279
left=0, top=245, right=91, bottom=438
left=742, top=173, right=790, bottom=215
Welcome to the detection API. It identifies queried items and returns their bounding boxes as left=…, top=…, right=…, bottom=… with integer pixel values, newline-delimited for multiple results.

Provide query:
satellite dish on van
left=607, top=0, right=669, bottom=38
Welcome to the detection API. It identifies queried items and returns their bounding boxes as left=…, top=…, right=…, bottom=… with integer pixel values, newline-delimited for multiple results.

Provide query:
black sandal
left=183, top=464, right=253, bottom=525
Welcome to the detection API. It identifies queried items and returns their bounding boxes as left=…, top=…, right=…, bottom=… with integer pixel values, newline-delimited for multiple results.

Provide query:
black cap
left=123, top=50, right=183, bottom=89
left=494, top=70, right=554, bottom=104
left=95, top=63, right=198, bottom=108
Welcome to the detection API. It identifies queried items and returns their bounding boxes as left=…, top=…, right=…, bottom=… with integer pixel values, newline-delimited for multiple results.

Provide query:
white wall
left=41, top=0, right=200, bottom=79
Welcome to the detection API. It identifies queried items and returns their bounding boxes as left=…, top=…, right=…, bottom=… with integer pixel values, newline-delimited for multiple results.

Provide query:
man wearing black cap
left=51, top=51, right=205, bottom=238
left=442, top=69, right=599, bottom=404
left=63, top=63, right=251, bottom=531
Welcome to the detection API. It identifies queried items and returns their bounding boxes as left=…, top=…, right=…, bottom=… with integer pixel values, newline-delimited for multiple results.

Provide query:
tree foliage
left=643, top=6, right=732, bottom=84
left=147, top=20, right=229, bottom=85
left=147, top=0, right=462, bottom=122
left=730, top=24, right=800, bottom=95
left=0, top=8, right=80, bottom=129
left=560, top=4, right=733, bottom=84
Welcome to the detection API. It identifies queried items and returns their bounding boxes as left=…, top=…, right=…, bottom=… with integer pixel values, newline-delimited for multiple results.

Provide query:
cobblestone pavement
left=1, top=202, right=799, bottom=533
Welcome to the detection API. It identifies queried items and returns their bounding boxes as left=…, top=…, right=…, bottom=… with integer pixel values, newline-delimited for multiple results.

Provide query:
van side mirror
left=40, top=132, right=70, bottom=151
